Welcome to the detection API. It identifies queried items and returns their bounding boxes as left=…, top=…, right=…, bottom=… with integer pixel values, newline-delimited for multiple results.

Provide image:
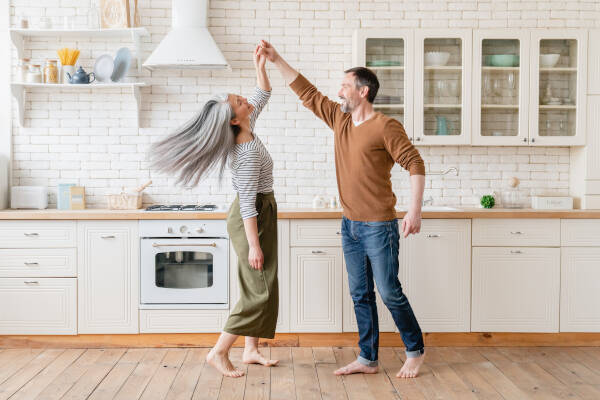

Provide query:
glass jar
left=25, top=64, right=42, bottom=83
left=43, top=59, right=58, bottom=83
left=17, top=58, right=30, bottom=83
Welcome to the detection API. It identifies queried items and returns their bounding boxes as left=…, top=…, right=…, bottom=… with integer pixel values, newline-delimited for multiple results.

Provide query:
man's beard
left=340, top=98, right=352, bottom=113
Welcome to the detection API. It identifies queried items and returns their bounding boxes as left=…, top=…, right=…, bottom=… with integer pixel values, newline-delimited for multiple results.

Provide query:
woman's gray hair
left=149, top=93, right=235, bottom=187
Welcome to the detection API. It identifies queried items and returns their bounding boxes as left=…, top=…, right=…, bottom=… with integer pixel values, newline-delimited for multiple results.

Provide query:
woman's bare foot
left=396, top=354, right=425, bottom=378
left=206, top=348, right=245, bottom=378
left=242, top=349, right=279, bottom=366
left=334, top=360, right=378, bottom=376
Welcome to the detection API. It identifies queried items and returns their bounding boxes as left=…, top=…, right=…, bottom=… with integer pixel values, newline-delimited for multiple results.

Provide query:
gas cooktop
left=145, top=204, right=218, bottom=212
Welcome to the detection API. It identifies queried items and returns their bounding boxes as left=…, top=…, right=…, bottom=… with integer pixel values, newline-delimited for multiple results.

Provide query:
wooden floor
left=0, top=346, right=599, bottom=399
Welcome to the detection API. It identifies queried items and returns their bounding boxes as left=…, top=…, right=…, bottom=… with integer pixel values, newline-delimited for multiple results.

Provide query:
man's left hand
left=401, top=211, right=421, bottom=238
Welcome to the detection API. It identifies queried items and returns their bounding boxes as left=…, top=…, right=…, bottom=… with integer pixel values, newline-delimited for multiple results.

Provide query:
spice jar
left=17, top=58, right=30, bottom=82
left=25, top=64, right=42, bottom=83
left=43, top=59, right=58, bottom=83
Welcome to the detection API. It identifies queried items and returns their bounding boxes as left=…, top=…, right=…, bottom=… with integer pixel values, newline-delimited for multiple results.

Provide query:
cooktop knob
left=179, top=225, right=188, bottom=234
left=196, top=226, right=205, bottom=233
left=167, top=227, right=173, bottom=234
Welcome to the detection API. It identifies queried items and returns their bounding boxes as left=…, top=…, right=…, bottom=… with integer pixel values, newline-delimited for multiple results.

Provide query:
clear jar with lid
left=43, top=59, right=58, bottom=83
left=25, top=64, right=42, bottom=83
left=17, top=58, right=30, bottom=82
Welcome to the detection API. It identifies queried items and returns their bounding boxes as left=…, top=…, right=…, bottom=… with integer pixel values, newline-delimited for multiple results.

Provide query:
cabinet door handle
left=426, top=234, right=440, bottom=238
left=336, top=231, right=341, bottom=235
left=24, top=262, right=39, bottom=266
left=510, top=250, right=523, bottom=254
left=531, top=138, right=536, bottom=143
left=312, top=250, right=325, bottom=254
left=23, top=232, right=39, bottom=237
left=24, top=281, right=39, bottom=285
left=101, top=235, right=116, bottom=239
left=510, top=231, right=523, bottom=235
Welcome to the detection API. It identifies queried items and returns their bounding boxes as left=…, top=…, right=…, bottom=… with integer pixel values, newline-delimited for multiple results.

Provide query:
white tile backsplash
left=9, top=0, right=593, bottom=208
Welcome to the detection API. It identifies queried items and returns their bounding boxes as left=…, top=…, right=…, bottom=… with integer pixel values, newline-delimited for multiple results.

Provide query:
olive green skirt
left=224, top=192, right=278, bottom=339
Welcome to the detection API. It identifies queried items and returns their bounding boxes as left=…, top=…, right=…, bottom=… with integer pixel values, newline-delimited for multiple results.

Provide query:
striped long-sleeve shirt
left=229, top=87, right=274, bottom=219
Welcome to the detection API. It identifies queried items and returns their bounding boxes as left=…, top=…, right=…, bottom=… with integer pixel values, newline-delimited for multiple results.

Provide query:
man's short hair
left=344, top=67, right=380, bottom=103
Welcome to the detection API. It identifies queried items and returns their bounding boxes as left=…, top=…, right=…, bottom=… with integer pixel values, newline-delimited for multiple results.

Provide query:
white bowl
left=425, top=51, right=450, bottom=67
left=540, top=53, right=560, bottom=68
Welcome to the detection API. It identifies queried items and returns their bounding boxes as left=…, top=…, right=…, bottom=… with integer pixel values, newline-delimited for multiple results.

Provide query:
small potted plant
left=480, top=193, right=496, bottom=209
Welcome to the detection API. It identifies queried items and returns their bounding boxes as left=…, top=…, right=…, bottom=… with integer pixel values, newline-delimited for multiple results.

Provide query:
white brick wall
left=8, top=0, right=596, bottom=208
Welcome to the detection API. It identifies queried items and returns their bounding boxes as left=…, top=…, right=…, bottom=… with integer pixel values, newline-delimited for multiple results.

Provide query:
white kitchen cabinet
left=472, top=218, right=560, bottom=247
left=0, top=220, right=76, bottom=248
left=472, top=247, right=560, bottom=332
left=229, top=220, right=290, bottom=333
left=472, top=29, right=530, bottom=146
left=400, top=219, right=471, bottom=332
left=588, top=30, right=600, bottom=94
left=77, top=221, right=139, bottom=334
left=290, top=247, right=343, bottom=332
left=0, top=278, right=76, bottom=334
left=342, top=258, right=396, bottom=332
left=290, top=219, right=342, bottom=247
left=529, top=30, right=587, bottom=146
left=561, top=247, right=600, bottom=332
left=0, top=248, right=76, bottom=278
left=414, top=29, right=472, bottom=145
left=140, top=309, right=230, bottom=333
left=353, top=29, right=415, bottom=141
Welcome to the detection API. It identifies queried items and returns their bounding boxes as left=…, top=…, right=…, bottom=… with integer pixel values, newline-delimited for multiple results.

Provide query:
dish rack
left=107, top=181, right=151, bottom=210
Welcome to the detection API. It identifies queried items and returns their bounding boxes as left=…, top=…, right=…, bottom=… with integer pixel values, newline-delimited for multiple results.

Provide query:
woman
left=149, top=45, right=279, bottom=378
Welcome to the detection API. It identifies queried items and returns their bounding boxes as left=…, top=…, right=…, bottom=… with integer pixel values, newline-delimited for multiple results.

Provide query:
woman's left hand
left=254, top=44, right=266, bottom=70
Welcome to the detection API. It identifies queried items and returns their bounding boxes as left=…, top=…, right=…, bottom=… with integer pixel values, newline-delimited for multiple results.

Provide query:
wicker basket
left=106, top=181, right=151, bottom=210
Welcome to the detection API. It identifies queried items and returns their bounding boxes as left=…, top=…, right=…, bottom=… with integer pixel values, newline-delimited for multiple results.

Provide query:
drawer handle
left=426, top=234, right=440, bottom=238
left=510, top=231, right=523, bottom=235
left=23, top=232, right=39, bottom=237
left=510, top=250, right=523, bottom=254
left=24, top=281, right=39, bottom=285
left=152, top=243, right=217, bottom=247
left=24, top=262, right=39, bottom=266
left=312, top=250, right=325, bottom=254
left=101, top=235, right=116, bottom=239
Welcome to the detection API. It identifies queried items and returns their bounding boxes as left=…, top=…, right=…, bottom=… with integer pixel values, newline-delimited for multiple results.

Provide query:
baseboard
left=1, top=332, right=600, bottom=348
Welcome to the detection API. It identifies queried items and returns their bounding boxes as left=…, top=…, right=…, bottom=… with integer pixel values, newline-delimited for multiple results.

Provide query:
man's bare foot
left=242, top=349, right=279, bottom=367
left=396, top=354, right=425, bottom=378
left=206, top=348, right=245, bottom=378
left=334, top=360, right=378, bottom=376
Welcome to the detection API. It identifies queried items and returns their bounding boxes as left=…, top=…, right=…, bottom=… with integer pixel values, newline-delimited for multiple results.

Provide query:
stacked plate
left=93, top=47, right=132, bottom=83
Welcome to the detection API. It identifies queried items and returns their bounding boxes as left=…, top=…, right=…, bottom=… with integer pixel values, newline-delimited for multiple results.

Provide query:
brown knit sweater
left=290, top=74, right=425, bottom=222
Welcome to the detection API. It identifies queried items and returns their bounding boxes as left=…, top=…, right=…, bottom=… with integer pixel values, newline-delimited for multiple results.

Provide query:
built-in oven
left=140, top=220, right=229, bottom=309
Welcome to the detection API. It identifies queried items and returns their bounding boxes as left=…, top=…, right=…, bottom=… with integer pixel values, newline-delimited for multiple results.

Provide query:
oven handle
left=152, top=243, right=217, bottom=248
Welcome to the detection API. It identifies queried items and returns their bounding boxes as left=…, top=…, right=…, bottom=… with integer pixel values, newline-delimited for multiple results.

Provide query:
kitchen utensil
left=424, top=51, right=450, bottom=67
left=540, top=53, right=560, bottom=68
left=107, top=180, right=152, bottom=210
left=57, top=48, right=80, bottom=66
left=489, top=54, right=519, bottom=67
left=10, top=186, right=48, bottom=209
left=94, top=54, right=114, bottom=82
left=111, top=47, right=132, bottom=82
left=435, top=116, right=448, bottom=135
left=67, top=66, right=95, bottom=84
left=25, top=64, right=42, bottom=83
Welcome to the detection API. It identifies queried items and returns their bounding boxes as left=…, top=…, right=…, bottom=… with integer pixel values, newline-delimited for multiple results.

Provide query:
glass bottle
left=43, top=59, right=58, bottom=83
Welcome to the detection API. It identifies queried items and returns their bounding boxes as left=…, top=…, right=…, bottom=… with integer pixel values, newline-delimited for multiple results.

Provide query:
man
left=258, top=40, right=426, bottom=378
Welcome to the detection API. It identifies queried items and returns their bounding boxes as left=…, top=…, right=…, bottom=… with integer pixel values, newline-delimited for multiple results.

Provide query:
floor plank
left=88, top=348, right=147, bottom=400
left=9, top=348, right=84, bottom=400
left=292, top=347, right=321, bottom=400
left=313, top=347, right=336, bottom=364
left=139, top=348, right=188, bottom=400
left=269, top=347, right=296, bottom=400
left=244, top=347, right=270, bottom=400
left=218, top=347, right=248, bottom=400
left=35, top=349, right=105, bottom=400
left=61, top=348, right=126, bottom=400
left=113, top=348, right=168, bottom=400
left=166, top=348, right=209, bottom=400
left=0, top=349, right=64, bottom=400
left=378, top=348, right=427, bottom=400
left=450, top=362, right=505, bottom=400
left=333, top=347, right=372, bottom=400
left=0, top=349, right=44, bottom=386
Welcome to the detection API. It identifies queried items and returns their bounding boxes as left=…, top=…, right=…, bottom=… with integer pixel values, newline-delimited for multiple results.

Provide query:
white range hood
left=143, top=0, right=229, bottom=70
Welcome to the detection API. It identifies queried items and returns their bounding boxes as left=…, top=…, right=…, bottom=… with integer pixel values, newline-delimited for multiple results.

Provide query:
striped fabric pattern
left=229, top=87, right=274, bottom=219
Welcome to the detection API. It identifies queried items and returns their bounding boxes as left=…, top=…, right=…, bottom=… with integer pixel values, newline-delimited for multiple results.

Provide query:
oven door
left=140, top=238, right=228, bottom=305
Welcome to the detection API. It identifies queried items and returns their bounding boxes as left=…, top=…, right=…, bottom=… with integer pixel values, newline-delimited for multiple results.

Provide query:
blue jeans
left=341, top=216, right=424, bottom=367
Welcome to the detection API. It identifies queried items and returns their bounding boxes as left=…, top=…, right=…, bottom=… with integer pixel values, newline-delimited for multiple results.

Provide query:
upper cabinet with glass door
left=414, top=30, right=472, bottom=145
left=353, top=29, right=414, bottom=141
left=472, top=30, right=530, bottom=145
left=529, top=30, right=587, bottom=146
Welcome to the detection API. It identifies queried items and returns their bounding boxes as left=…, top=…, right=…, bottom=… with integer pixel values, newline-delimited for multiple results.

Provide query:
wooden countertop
left=1, top=208, right=600, bottom=219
